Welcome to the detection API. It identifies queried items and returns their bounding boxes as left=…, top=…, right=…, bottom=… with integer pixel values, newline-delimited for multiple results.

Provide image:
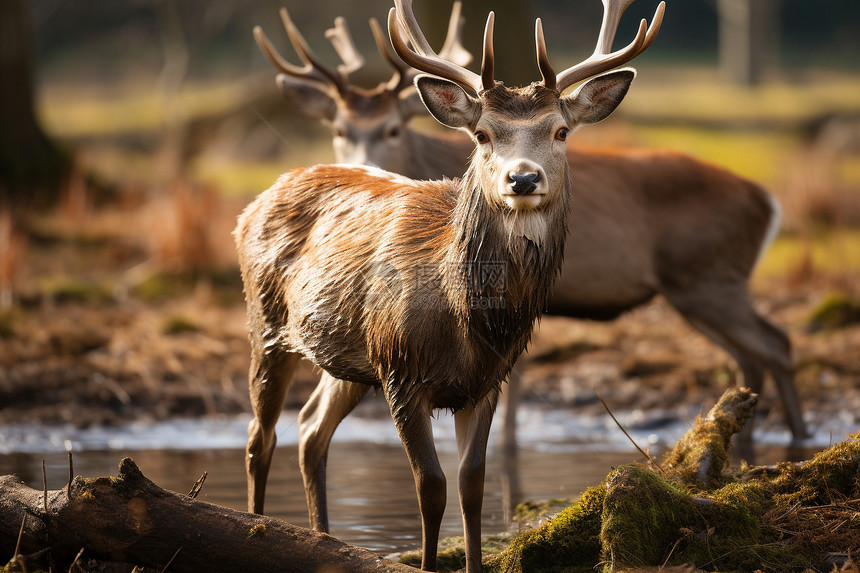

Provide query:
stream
left=0, top=403, right=834, bottom=554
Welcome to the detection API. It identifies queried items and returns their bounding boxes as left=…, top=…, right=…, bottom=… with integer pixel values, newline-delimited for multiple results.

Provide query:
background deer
left=255, top=0, right=809, bottom=464
left=254, top=3, right=473, bottom=180
left=237, top=0, right=663, bottom=570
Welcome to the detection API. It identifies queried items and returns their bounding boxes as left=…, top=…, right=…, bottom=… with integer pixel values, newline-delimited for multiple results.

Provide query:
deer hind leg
left=298, top=373, right=370, bottom=532
left=390, top=403, right=446, bottom=572
left=455, top=390, right=499, bottom=573
left=500, top=362, right=523, bottom=525
left=666, top=284, right=808, bottom=445
left=246, top=348, right=300, bottom=514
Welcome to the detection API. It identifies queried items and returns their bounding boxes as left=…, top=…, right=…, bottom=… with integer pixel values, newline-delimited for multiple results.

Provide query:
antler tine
left=597, top=0, right=664, bottom=58
left=438, top=1, right=473, bottom=68
left=629, top=2, right=665, bottom=57
left=595, top=0, right=637, bottom=55
left=253, top=26, right=327, bottom=86
left=370, top=16, right=415, bottom=92
left=325, top=16, right=366, bottom=81
left=555, top=1, right=665, bottom=93
left=374, top=2, right=474, bottom=93
left=277, top=7, right=345, bottom=90
left=388, top=2, right=483, bottom=93
left=481, top=13, right=496, bottom=91
left=253, top=9, right=343, bottom=90
left=535, top=18, right=556, bottom=91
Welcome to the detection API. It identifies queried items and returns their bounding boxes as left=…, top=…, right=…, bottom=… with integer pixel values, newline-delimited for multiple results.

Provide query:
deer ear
left=561, top=68, right=635, bottom=126
left=397, top=87, right=429, bottom=122
left=415, top=75, right=480, bottom=130
left=276, top=74, right=338, bottom=122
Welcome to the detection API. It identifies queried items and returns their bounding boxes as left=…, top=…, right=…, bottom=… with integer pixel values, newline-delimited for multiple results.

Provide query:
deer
left=253, top=0, right=809, bottom=468
left=253, top=2, right=474, bottom=180
left=236, top=0, right=664, bottom=569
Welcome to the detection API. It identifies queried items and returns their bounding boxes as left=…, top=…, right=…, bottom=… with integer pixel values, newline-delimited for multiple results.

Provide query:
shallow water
left=0, top=404, right=838, bottom=554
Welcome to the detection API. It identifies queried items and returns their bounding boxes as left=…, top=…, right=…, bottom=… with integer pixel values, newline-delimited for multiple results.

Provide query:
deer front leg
left=298, top=373, right=370, bottom=532
left=455, top=390, right=498, bottom=573
left=391, top=404, right=446, bottom=571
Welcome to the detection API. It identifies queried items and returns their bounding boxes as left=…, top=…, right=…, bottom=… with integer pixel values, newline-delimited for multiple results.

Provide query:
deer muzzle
left=508, top=172, right=540, bottom=195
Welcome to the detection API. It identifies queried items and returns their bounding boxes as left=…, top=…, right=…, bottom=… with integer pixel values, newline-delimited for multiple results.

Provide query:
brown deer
left=254, top=2, right=473, bottom=180
left=236, top=0, right=664, bottom=569
left=254, top=0, right=809, bottom=462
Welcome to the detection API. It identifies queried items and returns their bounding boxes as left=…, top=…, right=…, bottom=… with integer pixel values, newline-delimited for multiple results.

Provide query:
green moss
left=39, top=276, right=113, bottom=304
left=398, top=538, right=464, bottom=571
left=404, top=430, right=860, bottom=573
left=771, top=431, right=860, bottom=506
left=710, top=480, right=769, bottom=516
left=806, top=292, right=860, bottom=332
left=486, top=486, right=606, bottom=573
left=400, top=534, right=513, bottom=572
left=601, top=465, right=767, bottom=572
left=601, top=465, right=695, bottom=569
left=162, top=315, right=198, bottom=335
left=512, top=498, right=576, bottom=526
left=131, top=274, right=184, bottom=300
left=248, top=523, right=266, bottom=537
left=663, top=387, right=757, bottom=489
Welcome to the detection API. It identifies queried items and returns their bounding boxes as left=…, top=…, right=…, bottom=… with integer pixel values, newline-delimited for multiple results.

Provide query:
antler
left=253, top=7, right=346, bottom=92
left=370, top=17, right=414, bottom=92
left=390, top=0, right=662, bottom=95
left=553, top=0, right=665, bottom=93
left=438, top=1, right=473, bottom=68
left=389, top=0, right=493, bottom=94
left=376, top=1, right=474, bottom=93
left=325, top=16, right=366, bottom=81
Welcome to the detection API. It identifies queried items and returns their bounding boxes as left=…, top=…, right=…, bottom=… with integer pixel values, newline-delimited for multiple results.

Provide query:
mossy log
left=0, top=457, right=419, bottom=573
left=481, top=389, right=860, bottom=573
left=662, top=386, right=758, bottom=488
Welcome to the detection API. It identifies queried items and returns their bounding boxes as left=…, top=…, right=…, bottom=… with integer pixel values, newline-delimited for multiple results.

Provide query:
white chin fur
left=503, top=194, right=543, bottom=211
left=503, top=209, right=548, bottom=246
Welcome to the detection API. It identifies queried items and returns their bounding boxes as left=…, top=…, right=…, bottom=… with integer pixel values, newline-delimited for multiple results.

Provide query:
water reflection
left=0, top=409, right=831, bottom=555
left=0, top=441, right=634, bottom=553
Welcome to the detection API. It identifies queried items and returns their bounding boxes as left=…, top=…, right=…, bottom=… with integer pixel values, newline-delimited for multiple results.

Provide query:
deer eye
left=555, top=127, right=569, bottom=142
left=386, top=127, right=401, bottom=139
left=474, top=131, right=489, bottom=144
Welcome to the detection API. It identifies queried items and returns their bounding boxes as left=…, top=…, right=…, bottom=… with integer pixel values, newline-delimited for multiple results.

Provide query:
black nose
left=508, top=172, right=539, bottom=195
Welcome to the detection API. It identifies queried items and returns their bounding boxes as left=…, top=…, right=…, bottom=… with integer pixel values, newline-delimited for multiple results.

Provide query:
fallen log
left=0, top=457, right=419, bottom=573
left=662, top=386, right=759, bottom=488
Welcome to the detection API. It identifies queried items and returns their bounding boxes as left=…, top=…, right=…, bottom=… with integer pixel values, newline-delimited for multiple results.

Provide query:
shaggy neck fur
left=443, top=161, right=570, bottom=380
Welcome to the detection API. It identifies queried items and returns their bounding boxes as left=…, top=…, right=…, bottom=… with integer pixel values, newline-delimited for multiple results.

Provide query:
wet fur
left=235, top=160, right=568, bottom=416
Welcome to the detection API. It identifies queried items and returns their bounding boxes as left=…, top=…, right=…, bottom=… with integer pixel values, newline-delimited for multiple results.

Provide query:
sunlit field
left=34, top=67, right=860, bottom=280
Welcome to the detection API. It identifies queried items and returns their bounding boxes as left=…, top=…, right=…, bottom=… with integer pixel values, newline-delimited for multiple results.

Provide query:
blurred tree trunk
left=717, top=0, right=781, bottom=86
left=0, top=0, right=67, bottom=206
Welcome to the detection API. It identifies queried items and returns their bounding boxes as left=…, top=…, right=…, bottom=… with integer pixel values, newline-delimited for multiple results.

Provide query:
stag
left=254, top=0, right=808, bottom=460
left=254, top=3, right=472, bottom=180
left=236, top=0, right=664, bottom=569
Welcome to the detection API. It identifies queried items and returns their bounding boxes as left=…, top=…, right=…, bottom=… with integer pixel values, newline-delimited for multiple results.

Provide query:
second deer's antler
left=254, top=7, right=345, bottom=92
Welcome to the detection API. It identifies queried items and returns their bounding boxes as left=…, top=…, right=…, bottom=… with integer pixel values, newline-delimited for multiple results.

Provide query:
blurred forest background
left=0, top=0, right=859, bottom=429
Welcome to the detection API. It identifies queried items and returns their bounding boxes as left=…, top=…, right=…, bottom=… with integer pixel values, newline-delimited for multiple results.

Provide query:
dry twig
left=596, top=391, right=664, bottom=473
